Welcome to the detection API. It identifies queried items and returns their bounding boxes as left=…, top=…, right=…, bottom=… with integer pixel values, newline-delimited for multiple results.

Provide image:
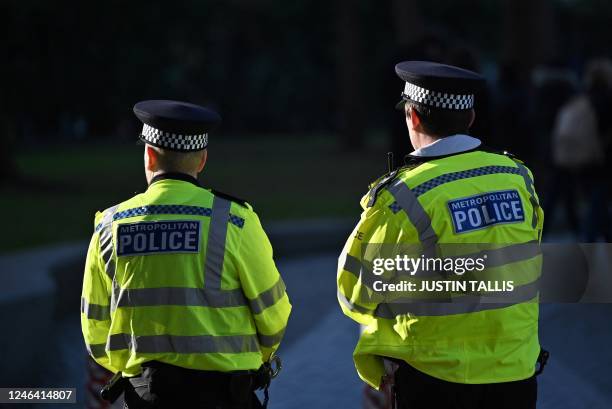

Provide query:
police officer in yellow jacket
left=337, top=62, right=545, bottom=409
left=81, top=100, right=291, bottom=408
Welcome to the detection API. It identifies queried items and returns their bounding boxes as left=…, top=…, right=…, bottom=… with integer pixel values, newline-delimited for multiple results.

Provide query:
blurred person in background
left=545, top=59, right=612, bottom=241
left=530, top=58, right=578, bottom=170
left=81, top=100, right=291, bottom=409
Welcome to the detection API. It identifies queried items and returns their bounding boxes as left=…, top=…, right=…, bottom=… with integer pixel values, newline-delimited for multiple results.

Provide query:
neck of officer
left=411, top=130, right=441, bottom=150
left=147, top=169, right=199, bottom=185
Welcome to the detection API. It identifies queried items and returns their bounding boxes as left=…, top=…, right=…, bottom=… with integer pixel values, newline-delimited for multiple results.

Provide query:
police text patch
left=117, top=220, right=201, bottom=256
left=447, top=190, right=524, bottom=234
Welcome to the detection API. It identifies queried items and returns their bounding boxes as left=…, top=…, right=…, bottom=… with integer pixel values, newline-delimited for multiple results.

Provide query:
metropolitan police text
left=117, top=221, right=200, bottom=255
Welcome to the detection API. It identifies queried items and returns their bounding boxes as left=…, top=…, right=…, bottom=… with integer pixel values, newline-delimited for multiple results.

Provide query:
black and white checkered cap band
left=141, top=124, right=208, bottom=151
left=402, top=82, right=474, bottom=110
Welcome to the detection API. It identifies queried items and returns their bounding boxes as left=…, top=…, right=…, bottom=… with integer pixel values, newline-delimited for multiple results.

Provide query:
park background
left=1, top=1, right=611, bottom=408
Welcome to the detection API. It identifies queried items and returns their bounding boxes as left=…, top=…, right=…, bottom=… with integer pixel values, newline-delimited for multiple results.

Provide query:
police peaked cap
left=133, top=100, right=222, bottom=152
left=395, top=61, right=484, bottom=111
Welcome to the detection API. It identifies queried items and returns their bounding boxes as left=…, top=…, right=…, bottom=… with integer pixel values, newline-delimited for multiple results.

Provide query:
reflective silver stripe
left=342, top=253, right=362, bottom=276
left=342, top=243, right=540, bottom=282
left=337, top=289, right=373, bottom=315
left=339, top=251, right=386, bottom=305
left=113, top=287, right=247, bottom=309
left=204, top=197, right=231, bottom=290
left=99, top=205, right=119, bottom=280
left=477, top=241, right=541, bottom=268
left=375, top=280, right=539, bottom=317
left=110, top=279, right=122, bottom=312
left=249, top=278, right=287, bottom=315
left=431, top=241, right=542, bottom=278
left=81, top=297, right=111, bottom=321
left=100, top=228, right=115, bottom=279
left=258, top=327, right=286, bottom=348
left=340, top=253, right=380, bottom=290
left=86, top=342, right=107, bottom=358
left=513, top=160, right=540, bottom=229
left=387, top=179, right=438, bottom=251
left=107, top=333, right=260, bottom=354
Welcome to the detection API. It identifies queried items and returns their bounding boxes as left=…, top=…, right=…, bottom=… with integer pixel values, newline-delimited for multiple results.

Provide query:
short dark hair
left=407, top=102, right=474, bottom=137
left=151, top=146, right=205, bottom=173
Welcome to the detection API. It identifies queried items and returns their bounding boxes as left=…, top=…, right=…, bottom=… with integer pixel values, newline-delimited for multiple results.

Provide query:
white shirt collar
left=409, top=134, right=482, bottom=157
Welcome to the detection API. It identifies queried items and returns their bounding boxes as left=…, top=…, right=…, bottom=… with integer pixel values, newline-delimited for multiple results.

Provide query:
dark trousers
left=123, top=361, right=258, bottom=409
left=394, top=362, right=537, bottom=409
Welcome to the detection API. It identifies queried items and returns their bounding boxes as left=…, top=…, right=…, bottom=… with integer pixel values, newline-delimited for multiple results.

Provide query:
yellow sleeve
left=235, top=210, right=292, bottom=361
left=337, top=189, right=420, bottom=325
left=80, top=213, right=114, bottom=372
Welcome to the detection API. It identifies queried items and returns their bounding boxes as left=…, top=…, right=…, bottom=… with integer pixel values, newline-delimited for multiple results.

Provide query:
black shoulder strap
left=366, top=161, right=425, bottom=207
left=210, top=189, right=249, bottom=208
left=367, top=170, right=399, bottom=208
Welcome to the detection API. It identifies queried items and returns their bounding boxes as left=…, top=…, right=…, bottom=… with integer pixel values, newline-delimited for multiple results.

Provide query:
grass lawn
left=1, top=134, right=390, bottom=252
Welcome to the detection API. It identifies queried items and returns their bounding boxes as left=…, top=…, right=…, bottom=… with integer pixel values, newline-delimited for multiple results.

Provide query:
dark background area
left=2, top=0, right=612, bottom=146
left=1, top=2, right=612, bottom=408
left=1, top=0, right=611, bottom=249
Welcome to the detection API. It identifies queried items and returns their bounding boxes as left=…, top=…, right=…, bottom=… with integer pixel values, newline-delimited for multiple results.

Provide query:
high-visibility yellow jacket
left=81, top=173, right=291, bottom=376
left=337, top=144, right=544, bottom=389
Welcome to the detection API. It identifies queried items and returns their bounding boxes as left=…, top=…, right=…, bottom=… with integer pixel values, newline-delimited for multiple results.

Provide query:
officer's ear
left=407, top=106, right=422, bottom=129
left=145, top=145, right=159, bottom=171
left=468, top=109, right=476, bottom=129
left=197, top=149, right=208, bottom=173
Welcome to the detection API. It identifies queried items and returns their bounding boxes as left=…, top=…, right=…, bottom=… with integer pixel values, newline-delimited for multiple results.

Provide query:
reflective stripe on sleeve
left=248, top=278, right=287, bottom=315
left=81, top=297, right=111, bottom=321
left=99, top=205, right=119, bottom=280
left=337, top=289, right=374, bottom=315
left=340, top=252, right=380, bottom=290
left=204, top=197, right=231, bottom=290
left=258, top=327, right=286, bottom=348
left=85, top=342, right=107, bottom=358
left=107, top=333, right=261, bottom=354
left=342, top=253, right=363, bottom=276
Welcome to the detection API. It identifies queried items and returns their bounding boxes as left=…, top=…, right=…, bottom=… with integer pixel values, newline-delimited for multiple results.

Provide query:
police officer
left=81, top=100, right=292, bottom=408
left=337, top=62, right=545, bottom=409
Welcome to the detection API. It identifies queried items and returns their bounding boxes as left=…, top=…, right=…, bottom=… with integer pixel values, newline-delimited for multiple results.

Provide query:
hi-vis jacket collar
left=409, top=134, right=481, bottom=157
left=149, top=172, right=200, bottom=187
